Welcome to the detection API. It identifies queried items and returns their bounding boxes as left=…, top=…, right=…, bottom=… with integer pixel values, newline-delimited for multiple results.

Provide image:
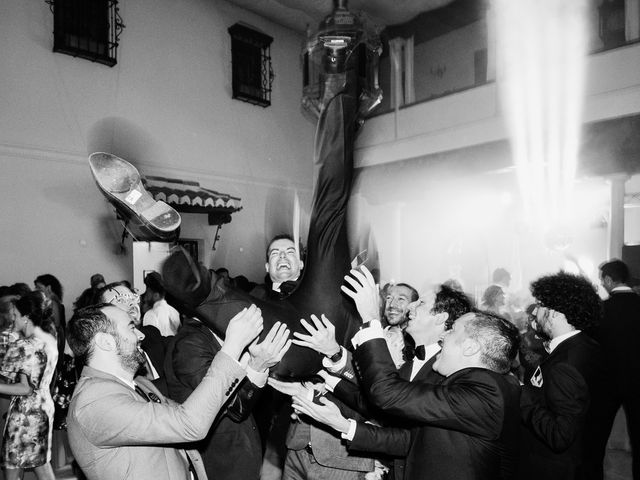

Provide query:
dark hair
left=143, top=272, right=165, bottom=297
left=393, top=283, right=419, bottom=303
left=492, top=268, right=511, bottom=284
left=482, top=285, right=504, bottom=309
left=74, top=287, right=100, bottom=311
left=599, top=259, right=630, bottom=284
left=34, top=274, right=63, bottom=301
left=15, top=291, right=54, bottom=334
left=530, top=271, right=602, bottom=331
left=464, top=311, right=520, bottom=374
left=90, top=274, right=106, bottom=288
left=0, top=295, right=18, bottom=330
left=434, top=285, right=475, bottom=330
left=68, top=304, right=118, bottom=366
left=8, top=283, right=31, bottom=297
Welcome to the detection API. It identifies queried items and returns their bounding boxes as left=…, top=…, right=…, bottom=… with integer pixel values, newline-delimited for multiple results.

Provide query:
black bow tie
left=414, top=345, right=426, bottom=361
left=278, top=280, right=298, bottom=297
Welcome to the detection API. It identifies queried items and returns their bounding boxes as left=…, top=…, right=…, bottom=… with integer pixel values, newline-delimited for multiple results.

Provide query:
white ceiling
left=226, top=0, right=456, bottom=33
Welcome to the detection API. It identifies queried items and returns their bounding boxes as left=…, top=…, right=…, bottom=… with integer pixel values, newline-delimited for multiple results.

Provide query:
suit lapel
left=400, top=355, right=438, bottom=383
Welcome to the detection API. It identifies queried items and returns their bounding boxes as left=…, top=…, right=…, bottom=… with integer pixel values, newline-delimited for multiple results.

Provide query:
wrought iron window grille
left=45, top=0, right=125, bottom=67
left=228, top=23, right=274, bottom=107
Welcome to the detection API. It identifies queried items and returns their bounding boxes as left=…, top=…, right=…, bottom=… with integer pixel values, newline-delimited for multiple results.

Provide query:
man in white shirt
left=143, top=272, right=181, bottom=336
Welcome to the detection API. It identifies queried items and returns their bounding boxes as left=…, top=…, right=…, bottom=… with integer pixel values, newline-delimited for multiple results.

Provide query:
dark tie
left=278, top=280, right=298, bottom=297
left=414, top=345, right=426, bottom=361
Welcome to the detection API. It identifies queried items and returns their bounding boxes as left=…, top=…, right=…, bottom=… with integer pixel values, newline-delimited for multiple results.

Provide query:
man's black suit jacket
left=331, top=349, right=443, bottom=480
left=347, top=338, right=521, bottom=480
left=164, top=317, right=263, bottom=480
left=519, top=332, right=605, bottom=480
left=599, top=290, right=640, bottom=389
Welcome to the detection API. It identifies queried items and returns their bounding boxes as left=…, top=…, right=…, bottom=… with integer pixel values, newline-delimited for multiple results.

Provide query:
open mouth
left=277, top=262, right=291, bottom=270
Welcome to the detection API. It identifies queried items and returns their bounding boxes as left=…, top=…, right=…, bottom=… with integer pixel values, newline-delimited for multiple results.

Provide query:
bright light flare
left=494, top=0, right=589, bottom=230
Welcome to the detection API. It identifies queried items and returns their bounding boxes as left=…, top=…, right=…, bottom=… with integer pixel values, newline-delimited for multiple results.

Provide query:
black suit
left=348, top=338, right=521, bottom=480
left=164, top=317, right=263, bottom=480
left=590, top=289, right=640, bottom=480
left=519, top=332, right=605, bottom=480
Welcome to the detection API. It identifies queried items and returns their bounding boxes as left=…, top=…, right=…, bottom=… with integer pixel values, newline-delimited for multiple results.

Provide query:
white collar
left=115, top=374, right=136, bottom=390
left=548, top=330, right=581, bottom=353
left=271, top=277, right=299, bottom=292
left=611, top=286, right=632, bottom=293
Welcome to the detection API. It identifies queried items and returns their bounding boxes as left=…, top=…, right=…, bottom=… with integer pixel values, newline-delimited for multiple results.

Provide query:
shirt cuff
left=351, top=320, right=384, bottom=349
left=322, top=347, right=348, bottom=373
left=322, top=373, right=341, bottom=392
left=341, top=419, right=358, bottom=441
left=246, top=365, right=268, bottom=388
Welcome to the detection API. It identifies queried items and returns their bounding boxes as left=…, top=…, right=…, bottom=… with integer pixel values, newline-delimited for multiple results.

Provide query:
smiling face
left=265, top=238, right=304, bottom=283
left=103, top=306, right=146, bottom=374
left=405, top=291, right=439, bottom=339
left=384, top=285, right=414, bottom=326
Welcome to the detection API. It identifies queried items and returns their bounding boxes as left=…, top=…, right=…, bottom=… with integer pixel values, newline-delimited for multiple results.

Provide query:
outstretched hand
left=267, top=378, right=310, bottom=398
left=292, top=394, right=351, bottom=435
left=248, top=321, right=292, bottom=371
left=292, top=314, right=340, bottom=357
left=341, top=266, right=380, bottom=323
left=222, top=305, right=263, bottom=360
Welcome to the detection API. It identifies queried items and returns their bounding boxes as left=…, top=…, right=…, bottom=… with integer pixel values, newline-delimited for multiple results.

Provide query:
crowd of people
left=0, top=243, right=637, bottom=480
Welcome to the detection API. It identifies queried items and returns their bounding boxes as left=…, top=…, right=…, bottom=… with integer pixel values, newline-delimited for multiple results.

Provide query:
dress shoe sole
left=89, top=152, right=181, bottom=241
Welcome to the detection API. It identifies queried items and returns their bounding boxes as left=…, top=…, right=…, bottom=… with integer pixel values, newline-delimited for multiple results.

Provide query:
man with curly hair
left=519, top=271, right=606, bottom=480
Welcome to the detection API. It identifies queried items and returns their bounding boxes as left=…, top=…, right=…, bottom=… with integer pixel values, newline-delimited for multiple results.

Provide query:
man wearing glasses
left=520, top=272, right=606, bottom=480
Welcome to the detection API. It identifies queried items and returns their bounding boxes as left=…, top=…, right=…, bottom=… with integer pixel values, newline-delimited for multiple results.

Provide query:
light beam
left=494, top=0, right=589, bottom=233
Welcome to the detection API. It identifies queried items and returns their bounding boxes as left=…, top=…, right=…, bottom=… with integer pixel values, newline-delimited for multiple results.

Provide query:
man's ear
left=94, top=331, right=116, bottom=352
left=265, top=262, right=270, bottom=274
left=462, top=337, right=481, bottom=357
left=435, top=312, right=448, bottom=326
left=299, top=260, right=304, bottom=271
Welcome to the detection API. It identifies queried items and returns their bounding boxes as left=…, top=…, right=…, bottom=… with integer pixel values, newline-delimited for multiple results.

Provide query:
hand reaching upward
left=341, top=266, right=381, bottom=324
left=221, top=305, right=263, bottom=360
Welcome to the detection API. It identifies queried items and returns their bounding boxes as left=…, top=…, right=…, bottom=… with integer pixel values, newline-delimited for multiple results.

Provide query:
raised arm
left=76, top=306, right=263, bottom=446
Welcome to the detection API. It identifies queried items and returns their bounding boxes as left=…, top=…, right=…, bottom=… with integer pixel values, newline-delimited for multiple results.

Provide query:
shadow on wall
left=87, top=117, right=167, bottom=168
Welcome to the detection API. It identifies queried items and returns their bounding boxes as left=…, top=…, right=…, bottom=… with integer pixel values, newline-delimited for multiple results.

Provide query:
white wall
left=0, top=0, right=314, bottom=313
left=413, top=20, right=487, bottom=102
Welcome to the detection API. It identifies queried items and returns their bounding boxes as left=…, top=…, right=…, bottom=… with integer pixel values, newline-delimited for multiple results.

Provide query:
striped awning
left=143, top=176, right=242, bottom=225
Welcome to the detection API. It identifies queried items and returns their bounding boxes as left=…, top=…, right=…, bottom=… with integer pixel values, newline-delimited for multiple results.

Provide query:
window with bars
left=46, top=0, right=124, bottom=67
left=228, top=23, right=274, bottom=107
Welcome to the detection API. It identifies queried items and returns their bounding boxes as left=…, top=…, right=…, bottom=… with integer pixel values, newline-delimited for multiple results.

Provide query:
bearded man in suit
left=520, top=271, right=606, bottom=480
left=66, top=303, right=262, bottom=480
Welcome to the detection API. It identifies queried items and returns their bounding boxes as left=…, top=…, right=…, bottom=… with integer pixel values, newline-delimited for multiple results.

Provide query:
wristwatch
left=327, top=348, right=343, bottom=363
